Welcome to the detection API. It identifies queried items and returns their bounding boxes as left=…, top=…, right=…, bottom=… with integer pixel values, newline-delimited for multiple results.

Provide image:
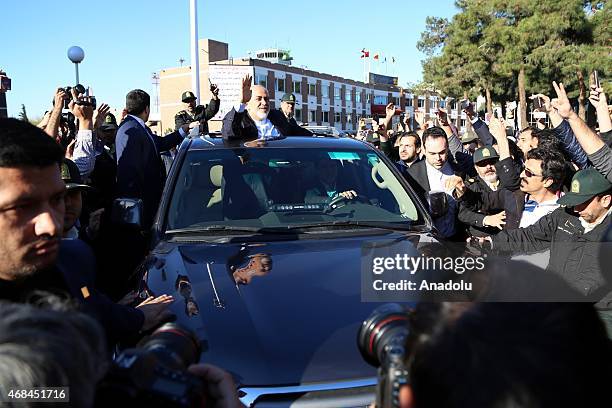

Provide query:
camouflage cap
left=281, top=93, right=298, bottom=104
left=557, top=168, right=612, bottom=207
left=61, top=159, right=92, bottom=191
left=181, top=91, right=197, bottom=102
left=473, top=146, right=499, bottom=164
left=99, top=112, right=118, bottom=131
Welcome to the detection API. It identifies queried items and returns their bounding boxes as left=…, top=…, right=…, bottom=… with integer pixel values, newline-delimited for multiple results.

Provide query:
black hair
left=125, top=89, right=150, bottom=116
left=398, top=131, right=422, bottom=149
left=407, top=299, right=610, bottom=408
left=421, top=126, right=448, bottom=147
left=532, top=128, right=564, bottom=154
left=526, top=148, right=568, bottom=192
left=0, top=118, right=64, bottom=168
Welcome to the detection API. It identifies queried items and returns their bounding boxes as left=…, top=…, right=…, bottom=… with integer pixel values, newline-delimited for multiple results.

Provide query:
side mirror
left=111, top=198, right=143, bottom=228
left=428, top=191, right=448, bottom=219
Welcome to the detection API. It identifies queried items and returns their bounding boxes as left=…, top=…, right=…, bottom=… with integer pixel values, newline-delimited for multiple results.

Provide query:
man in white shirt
left=222, top=74, right=310, bottom=141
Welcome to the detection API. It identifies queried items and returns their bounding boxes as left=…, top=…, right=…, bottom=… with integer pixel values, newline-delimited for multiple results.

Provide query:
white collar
left=128, top=114, right=147, bottom=130
left=425, top=160, right=452, bottom=175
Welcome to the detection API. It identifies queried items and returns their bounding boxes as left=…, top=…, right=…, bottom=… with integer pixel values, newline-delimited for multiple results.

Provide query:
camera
left=460, top=99, right=470, bottom=111
left=59, top=84, right=96, bottom=110
left=96, top=323, right=206, bottom=407
left=533, top=97, right=544, bottom=110
left=358, top=304, right=411, bottom=408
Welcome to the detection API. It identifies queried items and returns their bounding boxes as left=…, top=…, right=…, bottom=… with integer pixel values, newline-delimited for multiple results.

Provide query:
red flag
left=373, top=54, right=379, bottom=60
left=360, top=49, right=370, bottom=58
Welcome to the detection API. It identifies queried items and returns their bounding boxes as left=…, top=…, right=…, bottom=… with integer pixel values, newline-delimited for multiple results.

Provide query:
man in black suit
left=222, top=74, right=311, bottom=141
left=116, top=89, right=189, bottom=229
left=405, top=126, right=471, bottom=240
left=0, top=118, right=172, bottom=344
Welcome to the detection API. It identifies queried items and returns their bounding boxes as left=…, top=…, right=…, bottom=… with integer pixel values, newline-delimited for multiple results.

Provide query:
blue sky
left=1, top=0, right=458, bottom=118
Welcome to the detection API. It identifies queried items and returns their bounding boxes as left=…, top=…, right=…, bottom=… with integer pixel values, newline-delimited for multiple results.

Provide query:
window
left=334, top=86, right=341, bottom=100
left=393, top=97, right=400, bottom=106
left=366, top=93, right=372, bottom=103
left=417, top=99, right=425, bottom=108
left=429, top=99, right=436, bottom=109
left=255, top=73, right=267, bottom=88
left=323, top=111, right=329, bottom=122
left=334, top=112, right=341, bottom=123
left=309, top=84, right=316, bottom=96
left=347, top=114, right=352, bottom=123
left=439, top=100, right=446, bottom=108
left=345, top=88, right=352, bottom=102
left=308, top=111, right=316, bottom=123
left=322, top=85, right=329, bottom=98
left=276, top=78, right=285, bottom=92
left=461, top=119, right=466, bottom=128
left=374, top=95, right=387, bottom=105
left=356, top=91, right=362, bottom=103
left=293, top=80, right=301, bottom=94
left=295, top=109, right=302, bottom=122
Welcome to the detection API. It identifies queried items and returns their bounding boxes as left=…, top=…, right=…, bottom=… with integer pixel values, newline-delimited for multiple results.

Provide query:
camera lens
left=357, top=303, right=410, bottom=367
left=139, top=323, right=201, bottom=371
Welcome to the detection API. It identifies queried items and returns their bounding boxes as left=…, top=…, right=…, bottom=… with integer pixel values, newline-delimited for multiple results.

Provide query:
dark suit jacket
left=405, top=159, right=465, bottom=209
left=222, top=107, right=311, bottom=141
left=56, top=239, right=144, bottom=345
left=116, top=115, right=183, bottom=228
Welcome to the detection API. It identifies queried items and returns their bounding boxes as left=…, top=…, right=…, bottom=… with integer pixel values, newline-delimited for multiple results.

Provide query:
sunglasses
left=476, top=159, right=498, bottom=167
left=523, top=167, right=543, bottom=178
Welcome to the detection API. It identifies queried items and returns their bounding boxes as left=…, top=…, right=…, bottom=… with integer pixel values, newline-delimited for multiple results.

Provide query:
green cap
left=473, top=146, right=499, bottom=164
left=557, top=168, right=612, bottom=207
left=61, top=159, right=91, bottom=191
left=99, top=113, right=117, bottom=131
left=181, top=91, right=197, bottom=102
left=461, top=132, right=478, bottom=144
left=281, top=93, right=298, bottom=104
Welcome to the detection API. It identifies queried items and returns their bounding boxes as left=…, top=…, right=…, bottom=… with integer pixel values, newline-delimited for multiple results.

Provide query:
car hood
left=142, top=231, right=434, bottom=387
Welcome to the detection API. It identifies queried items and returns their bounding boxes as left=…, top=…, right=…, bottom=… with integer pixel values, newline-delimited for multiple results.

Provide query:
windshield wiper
left=166, top=225, right=295, bottom=235
left=283, top=220, right=414, bottom=232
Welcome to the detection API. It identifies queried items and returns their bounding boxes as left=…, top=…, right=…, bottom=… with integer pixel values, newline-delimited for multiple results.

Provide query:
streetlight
left=67, top=46, right=85, bottom=85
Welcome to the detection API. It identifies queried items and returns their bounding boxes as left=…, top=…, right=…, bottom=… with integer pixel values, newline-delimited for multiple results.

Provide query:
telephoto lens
left=138, top=322, right=202, bottom=371
left=357, top=303, right=411, bottom=408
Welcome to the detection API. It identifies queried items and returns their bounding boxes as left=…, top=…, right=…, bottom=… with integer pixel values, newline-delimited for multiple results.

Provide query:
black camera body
left=60, top=84, right=96, bottom=110
left=358, top=304, right=411, bottom=408
left=96, top=323, right=205, bottom=408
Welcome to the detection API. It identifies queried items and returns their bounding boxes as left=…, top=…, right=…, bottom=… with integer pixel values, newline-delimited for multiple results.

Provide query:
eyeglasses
left=523, top=167, right=543, bottom=178
left=476, top=159, right=498, bottom=167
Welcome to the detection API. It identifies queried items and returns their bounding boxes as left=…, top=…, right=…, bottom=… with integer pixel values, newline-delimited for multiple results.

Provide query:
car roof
left=185, top=135, right=373, bottom=151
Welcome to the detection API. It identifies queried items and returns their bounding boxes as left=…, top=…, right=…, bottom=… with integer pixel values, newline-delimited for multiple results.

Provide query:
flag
left=392, top=57, right=396, bottom=63
left=360, top=49, right=370, bottom=58
left=374, top=54, right=379, bottom=60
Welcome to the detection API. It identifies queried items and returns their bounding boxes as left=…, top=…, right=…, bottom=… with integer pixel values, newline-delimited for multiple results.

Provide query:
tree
left=18, top=104, right=28, bottom=122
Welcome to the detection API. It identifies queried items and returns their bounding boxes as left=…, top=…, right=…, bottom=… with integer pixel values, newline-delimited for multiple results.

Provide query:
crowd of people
left=0, top=71, right=611, bottom=407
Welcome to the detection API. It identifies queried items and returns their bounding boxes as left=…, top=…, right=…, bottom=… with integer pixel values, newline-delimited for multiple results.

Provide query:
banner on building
left=368, top=73, right=398, bottom=86
left=208, top=65, right=255, bottom=121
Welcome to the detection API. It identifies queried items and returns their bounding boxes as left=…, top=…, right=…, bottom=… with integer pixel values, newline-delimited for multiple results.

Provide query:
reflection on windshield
left=175, top=274, right=200, bottom=317
left=167, top=147, right=421, bottom=230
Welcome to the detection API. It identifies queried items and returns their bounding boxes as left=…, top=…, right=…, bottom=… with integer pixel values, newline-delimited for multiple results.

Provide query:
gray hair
left=0, top=297, right=109, bottom=407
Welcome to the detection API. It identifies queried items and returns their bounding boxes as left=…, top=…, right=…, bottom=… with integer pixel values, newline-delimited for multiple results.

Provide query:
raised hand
left=551, top=81, right=575, bottom=119
left=210, top=83, right=220, bottom=99
left=385, top=102, right=395, bottom=120
left=137, top=294, right=175, bottom=331
left=488, top=116, right=506, bottom=141
left=462, top=101, right=476, bottom=118
left=414, top=109, right=425, bottom=128
left=94, top=103, right=110, bottom=130
left=588, top=86, right=608, bottom=111
left=241, top=74, right=253, bottom=104
left=436, top=107, right=449, bottom=126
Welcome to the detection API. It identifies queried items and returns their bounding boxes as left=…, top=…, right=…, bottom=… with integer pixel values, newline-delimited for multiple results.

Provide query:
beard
left=483, top=173, right=498, bottom=184
left=254, top=110, right=268, bottom=120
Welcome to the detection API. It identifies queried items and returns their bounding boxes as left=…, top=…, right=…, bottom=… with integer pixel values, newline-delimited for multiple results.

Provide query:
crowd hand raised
left=187, top=364, right=245, bottom=408
left=530, top=93, right=552, bottom=113
left=551, top=81, right=575, bottom=119
left=414, top=109, right=425, bottom=128
left=69, top=88, right=94, bottom=123
left=93, top=103, right=111, bottom=129
left=210, top=83, right=220, bottom=98
left=136, top=294, right=175, bottom=331
left=484, top=211, right=506, bottom=230
left=53, top=88, right=67, bottom=111
left=462, top=101, right=476, bottom=118
left=87, top=208, right=105, bottom=239
left=240, top=74, right=253, bottom=104
left=436, top=107, right=449, bottom=126
left=588, top=86, right=608, bottom=111
left=385, top=102, right=395, bottom=120
left=488, top=116, right=507, bottom=141
left=445, top=175, right=466, bottom=198
left=65, top=139, right=76, bottom=160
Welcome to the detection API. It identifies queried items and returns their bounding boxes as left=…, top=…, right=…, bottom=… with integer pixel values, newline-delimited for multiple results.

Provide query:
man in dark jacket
left=222, top=74, right=310, bottom=141
left=0, top=118, right=172, bottom=345
left=490, top=168, right=612, bottom=299
left=278, top=92, right=312, bottom=136
left=116, top=89, right=189, bottom=229
left=174, top=87, right=220, bottom=134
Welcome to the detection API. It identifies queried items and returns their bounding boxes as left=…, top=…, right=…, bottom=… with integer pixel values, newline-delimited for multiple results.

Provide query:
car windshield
left=165, top=146, right=423, bottom=231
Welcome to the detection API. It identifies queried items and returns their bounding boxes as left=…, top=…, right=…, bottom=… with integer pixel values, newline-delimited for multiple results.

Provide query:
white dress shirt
left=425, top=160, right=457, bottom=238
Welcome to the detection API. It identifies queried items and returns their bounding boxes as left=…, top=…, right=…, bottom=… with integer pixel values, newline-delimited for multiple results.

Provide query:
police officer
left=459, top=146, right=506, bottom=237
left=460, top=131, right=479, bottom=155
left=278, top=93, right=312, bottom=135
left=174, top=84, right=220, bottom=134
